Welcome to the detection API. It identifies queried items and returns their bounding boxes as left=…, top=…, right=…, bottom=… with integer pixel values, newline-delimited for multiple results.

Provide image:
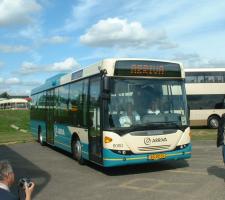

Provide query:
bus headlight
left=175, top=144, right=188, bottom=150
left=104, top=136, right=113, bottom=143
left=111, top=150, right=134, bottom=155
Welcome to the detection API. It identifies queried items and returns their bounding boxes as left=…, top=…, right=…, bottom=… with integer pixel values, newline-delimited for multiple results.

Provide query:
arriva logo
left=144, top=137, right=151, bottom=145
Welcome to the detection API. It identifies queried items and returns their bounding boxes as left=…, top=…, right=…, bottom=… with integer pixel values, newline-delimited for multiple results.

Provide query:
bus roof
left=31, top=58, right=183, bottom=95
left=185, top=68, right=225, bottom=72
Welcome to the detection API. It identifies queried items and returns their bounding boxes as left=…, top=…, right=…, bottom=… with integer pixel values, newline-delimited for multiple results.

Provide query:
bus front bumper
left=103, top=143, right=192, bottom=167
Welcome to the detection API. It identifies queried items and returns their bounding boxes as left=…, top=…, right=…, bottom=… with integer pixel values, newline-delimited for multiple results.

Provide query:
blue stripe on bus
left=103, top=144, right=192, bottom=167
left=31, top=120, right=89, bottom=158
left=82, top=143, right=89, bottom=160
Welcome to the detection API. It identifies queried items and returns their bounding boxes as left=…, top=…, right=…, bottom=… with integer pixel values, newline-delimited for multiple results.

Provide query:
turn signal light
left=104, top=136, right=112, bottom=143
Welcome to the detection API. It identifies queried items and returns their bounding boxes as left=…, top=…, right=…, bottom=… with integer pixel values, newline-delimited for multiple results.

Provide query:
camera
left=18, top=178, right=32, bottom=188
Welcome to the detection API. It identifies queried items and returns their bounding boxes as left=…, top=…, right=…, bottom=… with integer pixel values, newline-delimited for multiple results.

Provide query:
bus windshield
left=107, top=78, right=188, bottom=131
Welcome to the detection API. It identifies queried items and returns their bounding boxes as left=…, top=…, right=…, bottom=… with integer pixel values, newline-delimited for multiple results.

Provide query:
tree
left=0, top=92, right=10, bottom=98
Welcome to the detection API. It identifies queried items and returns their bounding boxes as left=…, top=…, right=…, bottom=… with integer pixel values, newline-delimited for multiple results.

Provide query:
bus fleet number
left=113, top=144, right=123, bottom=148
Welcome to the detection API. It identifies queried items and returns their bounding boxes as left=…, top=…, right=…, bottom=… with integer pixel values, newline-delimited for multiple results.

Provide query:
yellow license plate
left=149, top=154, right=166, bottom=160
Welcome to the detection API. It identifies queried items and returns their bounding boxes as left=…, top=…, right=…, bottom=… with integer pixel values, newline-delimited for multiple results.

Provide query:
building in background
left=0, top=92, right=30, bottom=110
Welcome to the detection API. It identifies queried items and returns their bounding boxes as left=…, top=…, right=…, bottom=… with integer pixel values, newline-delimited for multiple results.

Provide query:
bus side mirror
left=103, top=76, right=110, bottom=93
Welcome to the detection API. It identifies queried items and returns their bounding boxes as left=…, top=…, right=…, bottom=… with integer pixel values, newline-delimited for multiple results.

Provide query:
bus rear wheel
left=38, top=128, right=45, bottom=146
left=208, top=116, right=220, bottom=129
left=72, top=139, right=85, bottom=165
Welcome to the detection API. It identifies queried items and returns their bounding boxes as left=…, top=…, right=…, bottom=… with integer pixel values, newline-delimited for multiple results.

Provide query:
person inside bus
left=217, top=113, right=225, bottom=165
left=147, top=99, right=160, bottom=115
left=0, top=160, right=35, bottom=200
left=119, top=102, right=140, bottom=127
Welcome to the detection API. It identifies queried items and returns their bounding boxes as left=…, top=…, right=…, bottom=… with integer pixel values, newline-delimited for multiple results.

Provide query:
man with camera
left=0, top=160, right=35, bottom=200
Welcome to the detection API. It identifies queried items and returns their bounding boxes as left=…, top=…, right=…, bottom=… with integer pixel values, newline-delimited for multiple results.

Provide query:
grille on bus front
left=138, top=145, right=170, bottom=152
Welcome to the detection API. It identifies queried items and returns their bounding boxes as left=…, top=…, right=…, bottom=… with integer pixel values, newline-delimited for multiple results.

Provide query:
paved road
left=0, top=141, right=224, bottom=200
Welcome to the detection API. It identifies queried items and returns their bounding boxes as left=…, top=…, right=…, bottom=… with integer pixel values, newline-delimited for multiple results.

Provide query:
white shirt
left=0, top=182, right=10, bottom=191
left=147, top=109, right=160, bottom=115
left=119, top=112, right=141, bottom=127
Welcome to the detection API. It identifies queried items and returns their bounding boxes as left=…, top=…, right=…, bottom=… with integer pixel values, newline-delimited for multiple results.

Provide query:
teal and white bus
left=30, top=58, right=191, bottom=167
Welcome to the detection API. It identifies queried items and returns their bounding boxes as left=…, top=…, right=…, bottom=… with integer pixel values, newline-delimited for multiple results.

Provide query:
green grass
left=191, top=128, right=217, bottom=140
left=0, top=110, right=34, bottom=145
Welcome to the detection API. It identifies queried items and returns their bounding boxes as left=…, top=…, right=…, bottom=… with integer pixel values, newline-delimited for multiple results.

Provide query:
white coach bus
left=185, top=68, right=225, bottom=128
left=31, top=58, right=191, bottom=167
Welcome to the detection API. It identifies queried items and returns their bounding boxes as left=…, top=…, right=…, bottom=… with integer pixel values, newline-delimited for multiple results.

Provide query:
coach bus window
left=31, top=94, right=38, bottom=119
left=214, top=75, right=223, bottom=83
left=58, top=85, right=69, bottom=123
left=39, top=92, right=47, bottom=120
left=197, top=75, right=204, bottom=83
left=69, top=81, right=83, bottom=126
left=186, top=75, right=196, bottom=83
left=205, top=75, right=214, bottom=83
left=54, top=88, right=59, bottom=118
left=36, top=93, right=42, bottom=120
left=89, top=77, right=100, bottom=130
left=187, top=95, right=225, bottom=109
left=107, top=79, right=188, bottom=130
left=82, top=79, right=88, bottom=127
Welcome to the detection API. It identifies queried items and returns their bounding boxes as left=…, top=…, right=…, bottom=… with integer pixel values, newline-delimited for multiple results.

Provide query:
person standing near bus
left=217, top=113, right=225, bottom=164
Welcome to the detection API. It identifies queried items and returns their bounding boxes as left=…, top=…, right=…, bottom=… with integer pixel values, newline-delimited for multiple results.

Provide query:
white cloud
left=0, top=77, right=42, bottom=96
left=5, top=77, right=21, bottom=85
left=207, top=59, right=225, bottom=68
left=19, top=23, right=43, bottom=40
left=80, top=18, right=173, bottom=49
left=44, top=35, right=70, bottom=44
left=0, top=44, right=30, bottom=53
left=64, top=0, right=98, bottom=31
left=20, top=57, right=80, bottom=74
left=22, top=80, right=42, bottom=87
left=173, top=53, right=203, bottom=68
left=48, top=57, right=79, bottom=72
left=158, top=41, right=178, bottom=50
left=172, top=53, right=225, bottom=68
left=0, top=0, right=42, bottom=27
left=21, top=62, right=39, bottom=74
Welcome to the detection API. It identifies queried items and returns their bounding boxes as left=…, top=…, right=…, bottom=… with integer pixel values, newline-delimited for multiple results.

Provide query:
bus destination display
left=114, top=60, right=181, bottom=77
left=131, top=64, right=165, bottom=76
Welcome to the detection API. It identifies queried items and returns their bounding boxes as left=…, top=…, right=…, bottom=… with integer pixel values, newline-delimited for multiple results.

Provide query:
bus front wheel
left=208, top=116, right=220, bottom=129
left=72, top=139, right=85, bottom=165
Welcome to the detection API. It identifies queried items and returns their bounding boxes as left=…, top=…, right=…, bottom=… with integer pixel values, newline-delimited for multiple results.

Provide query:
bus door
left=46, top=89, right=54, bottom=145
left=88, top=76, right=102, bottom=164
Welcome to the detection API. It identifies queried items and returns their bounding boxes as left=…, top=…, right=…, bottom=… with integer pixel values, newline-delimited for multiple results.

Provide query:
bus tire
left=208, top=115, right=220, bottom=129
left=72, top=139, right=85, bottom=165
left=38, top=127, right=45, bottom=146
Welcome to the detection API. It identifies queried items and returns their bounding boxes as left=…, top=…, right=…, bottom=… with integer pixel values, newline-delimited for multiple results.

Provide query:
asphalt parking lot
left=0, top=141, right=224, bottom=200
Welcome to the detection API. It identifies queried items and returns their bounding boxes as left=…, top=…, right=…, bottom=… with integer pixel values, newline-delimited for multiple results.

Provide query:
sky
left=0, top=0, right=225, bottom=95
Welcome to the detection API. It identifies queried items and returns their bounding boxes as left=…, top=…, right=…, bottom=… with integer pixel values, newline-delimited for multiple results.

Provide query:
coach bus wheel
left=72, top=139, right=85, bottom=165
left=208, top=116, right=220, bottom=129
left=38, top=128, right=45, bottom=146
